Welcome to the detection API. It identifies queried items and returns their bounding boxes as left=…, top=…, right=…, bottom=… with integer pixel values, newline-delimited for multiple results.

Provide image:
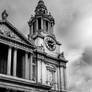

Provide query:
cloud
left=68, top=47, right=92, bottom=92
left=1, top=0, right=92, bottom=92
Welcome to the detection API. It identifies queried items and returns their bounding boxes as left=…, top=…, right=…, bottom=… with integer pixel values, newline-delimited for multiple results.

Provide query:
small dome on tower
left=35, top=0, right=48, bottom=15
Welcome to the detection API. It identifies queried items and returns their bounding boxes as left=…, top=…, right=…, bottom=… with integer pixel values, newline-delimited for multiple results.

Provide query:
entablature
left=0, top=33, right=33, bottom=53
left=34, top=50, right=67, bottom=67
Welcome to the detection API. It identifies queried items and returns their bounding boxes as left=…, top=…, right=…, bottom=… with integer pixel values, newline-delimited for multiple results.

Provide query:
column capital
left=59, top=62, right=66, bottom=68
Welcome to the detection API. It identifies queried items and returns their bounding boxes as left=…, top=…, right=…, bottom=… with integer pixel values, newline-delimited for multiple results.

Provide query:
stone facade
left=0, top=0, right=68, bottom=92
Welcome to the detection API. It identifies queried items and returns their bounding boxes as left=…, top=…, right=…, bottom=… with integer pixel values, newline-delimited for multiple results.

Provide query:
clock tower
left=28, top=0, right=68, bottom=92
left=28, top=0, right=61, bottom=57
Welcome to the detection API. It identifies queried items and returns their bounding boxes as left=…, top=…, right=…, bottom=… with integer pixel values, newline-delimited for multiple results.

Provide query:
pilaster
left=59, top=64, right=67, bottom=92
left=29, top=54, right=33, bottom=80
left=57, top=67, right=60, bottom=91
left=31, top=25, right=33, bottom=35
left=60, top=67, right=64, bottom=90
left=36, top=19, right=38, bottom=31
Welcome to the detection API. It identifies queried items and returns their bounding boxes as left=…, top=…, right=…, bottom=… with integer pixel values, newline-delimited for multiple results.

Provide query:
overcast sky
left=1, top=0, right=92, bottom=91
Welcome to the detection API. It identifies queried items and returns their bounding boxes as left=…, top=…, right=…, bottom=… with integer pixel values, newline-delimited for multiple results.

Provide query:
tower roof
left=35, top=0, right=48, bottom=15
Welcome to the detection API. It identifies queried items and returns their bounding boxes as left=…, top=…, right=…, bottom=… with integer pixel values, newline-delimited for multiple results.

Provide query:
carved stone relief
left=0, top=24, right=24, bottom=43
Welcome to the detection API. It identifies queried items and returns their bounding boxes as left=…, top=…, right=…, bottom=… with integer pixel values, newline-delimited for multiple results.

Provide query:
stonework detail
left=2, top=10, right=8, bottom=20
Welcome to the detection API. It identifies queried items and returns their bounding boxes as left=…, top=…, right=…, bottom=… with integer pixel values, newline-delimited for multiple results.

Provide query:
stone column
left=31, top=25, right=33, bottom=35
left=13, top=48, right=17, bottom=76
left=29, top=54, right=33, bottom=80
left=25, top=52, right=29, bottom=79
left=7, top=46, right=12, bottom=75
left=43, top=20, right=46, bottom=31
left=41, top=18, right=43, bottom=30
left=48, top=22, right=50, bottom=32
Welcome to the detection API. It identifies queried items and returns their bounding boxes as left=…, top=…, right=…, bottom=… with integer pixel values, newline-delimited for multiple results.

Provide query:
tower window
left=46, top=21, right=48, bottom=31
left=38, top=18, right=41, bottom=30
left=33, top=22, right=36, bottom=34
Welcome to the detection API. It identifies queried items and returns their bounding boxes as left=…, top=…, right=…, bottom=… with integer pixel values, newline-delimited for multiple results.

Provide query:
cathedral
left=0, top=0, right=68, bottom=92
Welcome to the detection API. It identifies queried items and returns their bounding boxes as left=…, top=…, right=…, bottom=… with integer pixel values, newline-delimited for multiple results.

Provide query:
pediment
left=0, top=21, right=34, bottom=47
left=0, top=24, right=24, bottom=42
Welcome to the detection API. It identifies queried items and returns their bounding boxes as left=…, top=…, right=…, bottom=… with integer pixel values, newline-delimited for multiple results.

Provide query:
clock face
left=44, top=37, right=56, bottom=51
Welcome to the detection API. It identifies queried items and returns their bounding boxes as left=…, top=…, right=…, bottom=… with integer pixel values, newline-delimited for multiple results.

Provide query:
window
left=33, top=22, right=36, bottom=34
left=47, top=70, right=55, bottom=86
left=0, top=44, right=8, bottom=74
left=16, top=50, right=25, bottom=78
left=46, top=65, right=56, bottom=89
left=46, top=21, right=48, bottom=31
left=38, top=18, right=41, bottom=30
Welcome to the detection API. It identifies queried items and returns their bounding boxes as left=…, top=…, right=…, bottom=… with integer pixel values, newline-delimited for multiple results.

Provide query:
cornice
left=34, top=50, right=68, bottom=63
left=0, top=74, right=51, bottom=90
left=0, top=33, right=33, bottom=53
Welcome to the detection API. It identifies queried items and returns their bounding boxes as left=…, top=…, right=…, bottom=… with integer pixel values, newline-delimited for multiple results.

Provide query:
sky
left=0, top=0, right=92, bottom=91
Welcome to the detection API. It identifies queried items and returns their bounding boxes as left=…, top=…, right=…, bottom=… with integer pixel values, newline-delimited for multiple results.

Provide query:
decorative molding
left=46, top=64, right=56, bottom=72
